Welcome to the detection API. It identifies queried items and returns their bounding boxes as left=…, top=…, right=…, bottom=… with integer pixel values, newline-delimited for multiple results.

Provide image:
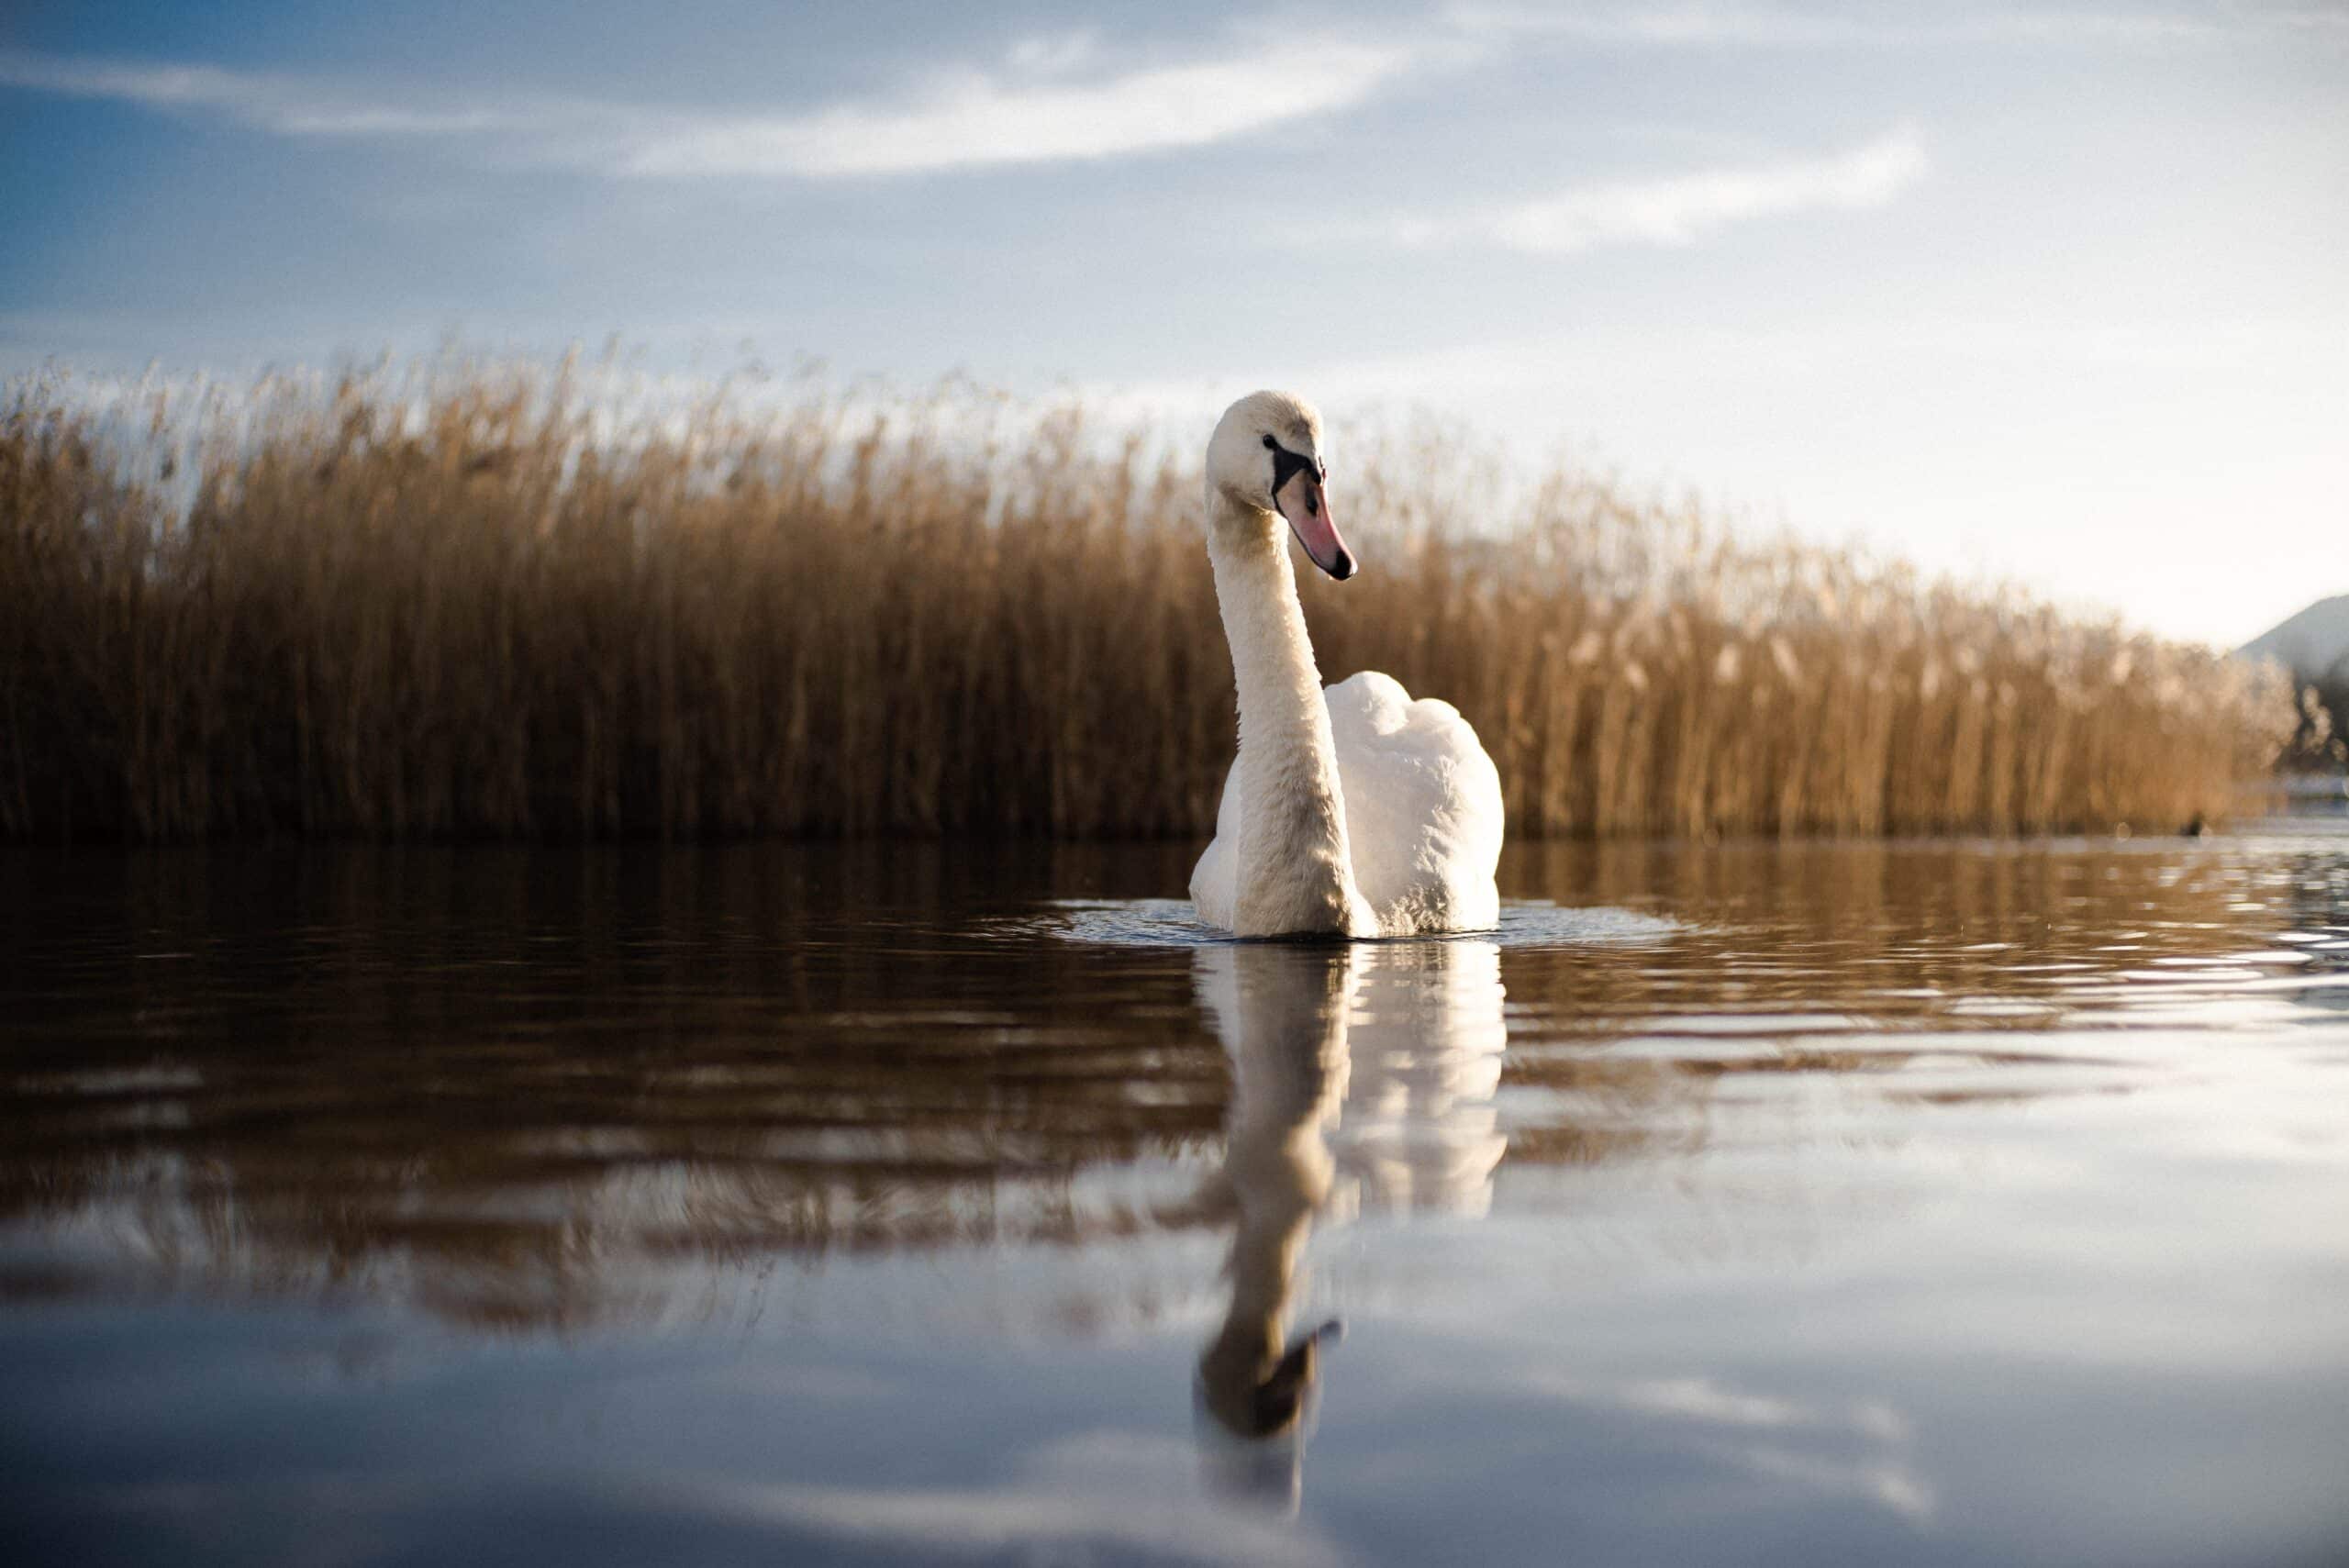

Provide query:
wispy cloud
left=1445, top=3, right=1875, bottom=48
left=1443, top=4, right=2229, bottom=49
left=0, top=50, right=538, bottom=137
left=618, top=38, right=1409, bottom=176
left=1394, top=126, right=1926, bottom=254
left=0, top=33, right=1412, bottom=179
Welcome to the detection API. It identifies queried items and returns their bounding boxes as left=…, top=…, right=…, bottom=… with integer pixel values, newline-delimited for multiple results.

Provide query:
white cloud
left=1396, top=126, right=1926, bottom=254
left=0, top=50, right=537, bottom=137
left=0, top=33, right=1412, bottom=180
left=615, top=38, right=1410, bottom=177
left=1005, top=31, right=1107, bottom=76
left=1443, top=4, right=2227, bottom=49
left=1444, top=3, right=1876, bottom=47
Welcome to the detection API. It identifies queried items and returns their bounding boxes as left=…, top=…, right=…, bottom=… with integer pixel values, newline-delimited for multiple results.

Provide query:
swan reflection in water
left=1186, top=937, right=1508, bottom=1503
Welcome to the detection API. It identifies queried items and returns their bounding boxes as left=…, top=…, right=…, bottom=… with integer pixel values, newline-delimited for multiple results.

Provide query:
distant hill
left=2240, top=594, right=2349, bottom=674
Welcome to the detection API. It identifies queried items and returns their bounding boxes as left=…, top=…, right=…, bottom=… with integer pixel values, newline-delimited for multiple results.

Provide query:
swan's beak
left=1275, top=469, right=1353, bottom=581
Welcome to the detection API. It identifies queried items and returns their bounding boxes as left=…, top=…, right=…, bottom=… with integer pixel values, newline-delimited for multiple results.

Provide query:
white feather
left=1194, top=672, right=1502, bottom=937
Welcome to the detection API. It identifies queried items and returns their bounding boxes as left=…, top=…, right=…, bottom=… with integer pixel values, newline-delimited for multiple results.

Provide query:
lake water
left=3, top=832, right=2346, bottom=1567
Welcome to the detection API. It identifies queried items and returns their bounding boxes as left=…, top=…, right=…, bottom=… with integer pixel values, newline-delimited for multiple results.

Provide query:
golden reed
left=0, top=358, right=2298, bottom=840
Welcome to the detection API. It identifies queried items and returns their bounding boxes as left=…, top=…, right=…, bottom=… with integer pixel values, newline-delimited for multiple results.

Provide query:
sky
left=2, top=1, right=2343, bottom=649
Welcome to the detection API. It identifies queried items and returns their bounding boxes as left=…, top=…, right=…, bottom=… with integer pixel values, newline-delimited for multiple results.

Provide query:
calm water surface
left=3, top=834, right=2346, bottom=1567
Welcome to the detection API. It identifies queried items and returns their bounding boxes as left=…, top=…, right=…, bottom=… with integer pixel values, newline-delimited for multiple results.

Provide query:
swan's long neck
left=1208, top=495, right=1364, bottom=936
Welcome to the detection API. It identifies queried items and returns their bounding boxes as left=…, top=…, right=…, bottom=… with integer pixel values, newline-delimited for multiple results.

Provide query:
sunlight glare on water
left=1, top=832, right=2345, bottom=1567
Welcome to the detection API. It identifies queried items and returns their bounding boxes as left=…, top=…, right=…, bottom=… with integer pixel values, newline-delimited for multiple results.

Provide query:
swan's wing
left=1189, top=762, right=1241, bottom=932
left=1324, top=672, right=1504, bottom=933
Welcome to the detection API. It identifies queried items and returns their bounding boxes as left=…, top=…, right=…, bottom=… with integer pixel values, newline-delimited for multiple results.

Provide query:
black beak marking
left=1264, top=434, right=1324, bottom=505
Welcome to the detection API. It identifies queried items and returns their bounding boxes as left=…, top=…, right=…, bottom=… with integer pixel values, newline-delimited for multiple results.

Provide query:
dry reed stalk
left=0, top=360, right=2301, bottom=842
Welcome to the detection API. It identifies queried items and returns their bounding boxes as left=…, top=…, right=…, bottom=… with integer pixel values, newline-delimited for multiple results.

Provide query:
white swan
left=1189, top=391, right=1504, bottom=938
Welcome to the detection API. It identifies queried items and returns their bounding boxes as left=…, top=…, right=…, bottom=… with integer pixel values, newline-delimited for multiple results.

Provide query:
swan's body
left=1192, top=672, right=1502, bottom=937
left=1188, top=392, right=1503, bottom=939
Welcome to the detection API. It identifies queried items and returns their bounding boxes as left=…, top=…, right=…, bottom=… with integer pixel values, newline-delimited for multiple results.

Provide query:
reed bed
left=0, top=358, right=2298, bottom=841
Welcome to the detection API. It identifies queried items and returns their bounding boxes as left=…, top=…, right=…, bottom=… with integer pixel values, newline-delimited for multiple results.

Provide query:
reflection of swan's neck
left=1197, top=945, right=1355, bottom=1439
left=1207, top=493, right=1361, bottom=935
left=1217, top=1008, right=1341, bottom=1353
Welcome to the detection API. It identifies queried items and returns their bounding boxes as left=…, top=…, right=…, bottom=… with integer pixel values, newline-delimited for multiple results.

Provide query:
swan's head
left=1207, top=390, right=1353, bottom=581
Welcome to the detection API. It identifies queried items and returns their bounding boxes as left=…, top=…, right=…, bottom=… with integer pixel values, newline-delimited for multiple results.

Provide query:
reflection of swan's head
left=1206, top=391, right=1350, bottom=581
left=1197, top=1316, right=1346, bottom=1442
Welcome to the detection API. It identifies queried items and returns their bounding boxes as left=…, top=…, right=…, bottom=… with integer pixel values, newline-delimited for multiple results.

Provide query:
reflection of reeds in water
left=1, top=360, right=2297, bottom=840
left=2, top=840, right=2324, bottom=1331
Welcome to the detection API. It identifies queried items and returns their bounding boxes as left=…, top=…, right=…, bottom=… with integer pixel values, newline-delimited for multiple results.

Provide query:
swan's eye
left=1265, top=437, right=1318, bottom=499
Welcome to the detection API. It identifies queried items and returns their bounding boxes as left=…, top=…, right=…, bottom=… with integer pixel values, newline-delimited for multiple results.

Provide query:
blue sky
left=4, top=1, right=2343, bottom=647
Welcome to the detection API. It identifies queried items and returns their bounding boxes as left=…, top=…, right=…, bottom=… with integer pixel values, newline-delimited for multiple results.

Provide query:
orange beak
left=1275, top=468, right=1353, bottom=580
